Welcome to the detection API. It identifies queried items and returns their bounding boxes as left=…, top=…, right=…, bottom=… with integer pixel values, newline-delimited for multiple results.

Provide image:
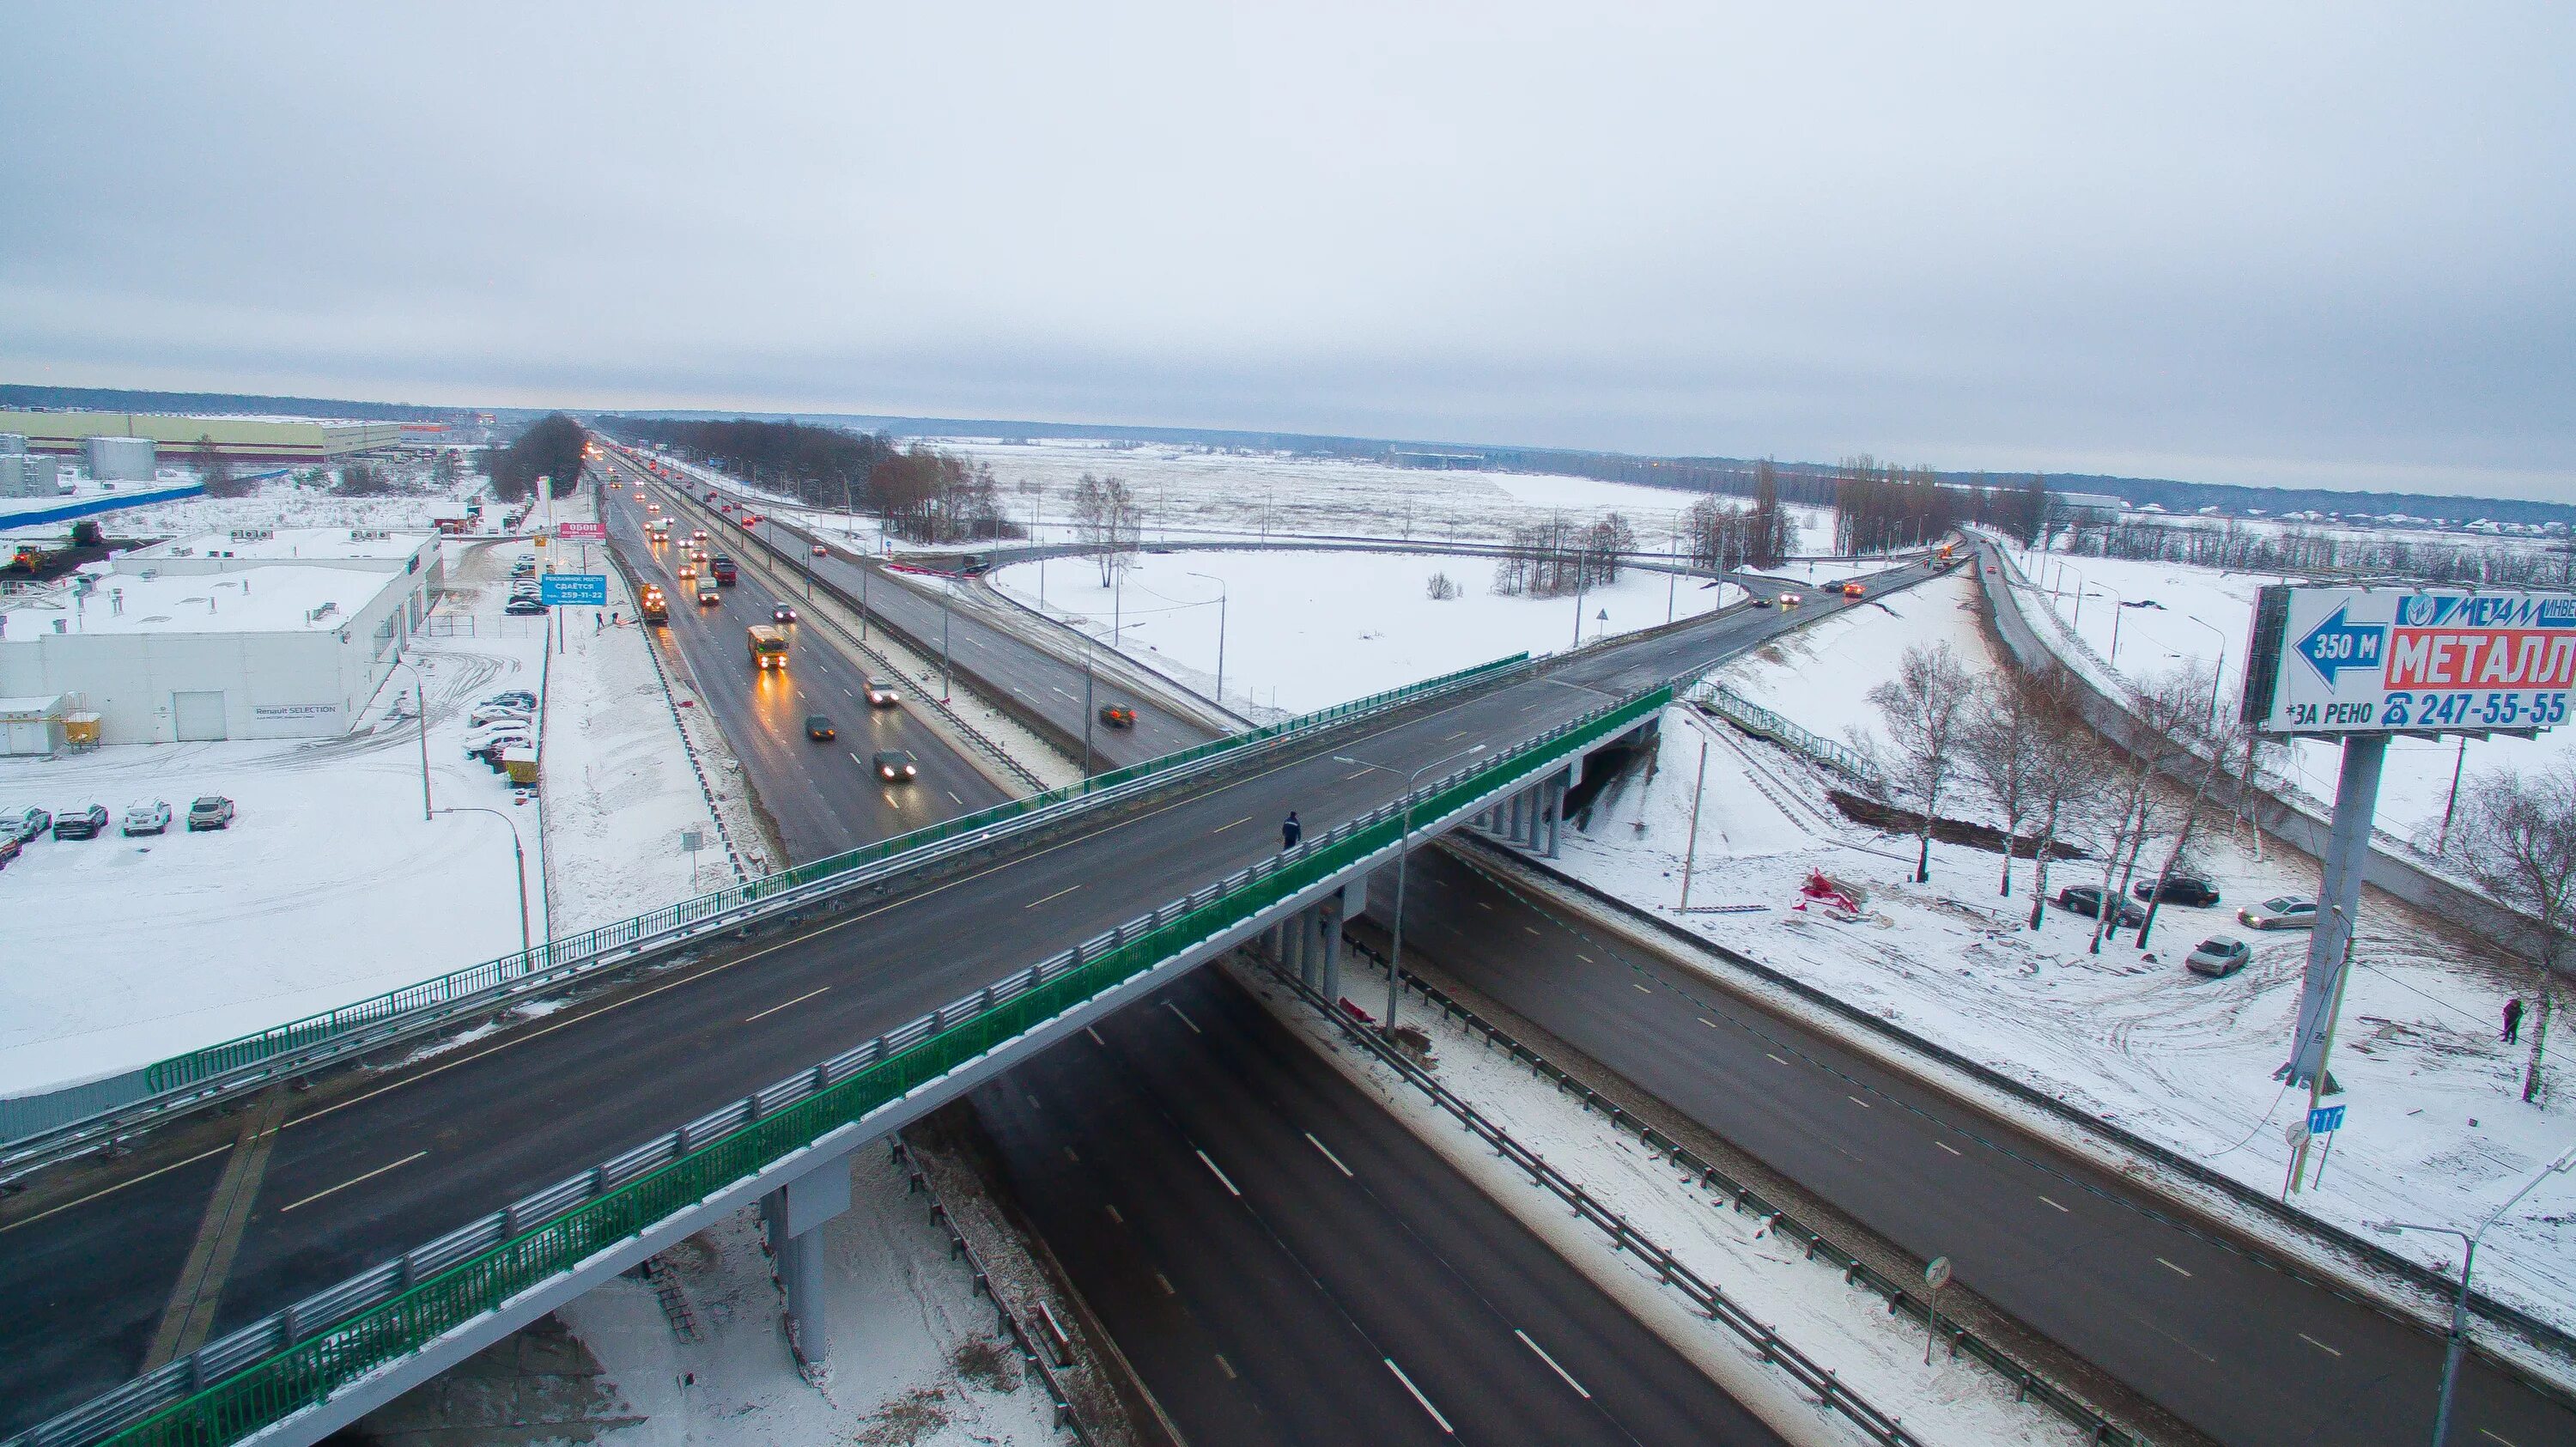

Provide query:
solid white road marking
left=1305, top=1132, right=1353, bottom=1176
left=2157, top=1257, right=2193, bottom=1278
left=1164, top=1000, right=1200, bottom=1034
left=1196, top=1149, right=1242, bottom=1196
left=1025, top=884, right=1083, bottom=909
left=1516, top=1328, right=1592, bottom=1399
left=1385, top=1358, right=1455, bottom=1433
left=744, top=985, right=830, bottom=1023
left=279, top=1152, right=428, bottom=1213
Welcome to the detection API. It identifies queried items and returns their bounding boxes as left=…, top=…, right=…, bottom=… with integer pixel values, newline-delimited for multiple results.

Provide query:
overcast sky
left=3, top=4, right=2568, bottom=498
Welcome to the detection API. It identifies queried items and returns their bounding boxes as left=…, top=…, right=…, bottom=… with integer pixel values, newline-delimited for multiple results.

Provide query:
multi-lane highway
left=0, top=561, right=1879, bottom=1437
left=980, top=965, right=1787, bottom=1446
left=1388, top=846, right=2576, bottom=1447
left=597, top=473, right=1010, bottom=860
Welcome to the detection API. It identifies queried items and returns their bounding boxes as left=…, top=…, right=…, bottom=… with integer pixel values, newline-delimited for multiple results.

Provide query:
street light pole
left=1335, top=744, right=1488, bottom=1038
left=436, top=806, right=532, bottom=956
left=2371, top=1142, right=2576, bottom=1447
left=2179, top=613, right=2228, bottom=727
left=389, top=657, right=432, bottom=821
left=1186, top=570, right=1227, bottom=707
left=1081, top=642, right=1096, bottom=779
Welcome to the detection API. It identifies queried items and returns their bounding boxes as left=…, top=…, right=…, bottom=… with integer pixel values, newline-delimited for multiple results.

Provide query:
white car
left=2238, top=896, right=2318, bottom=931
left=120, top=799, right=172, bottom=836
left=469, top=706, right=532, bottom=728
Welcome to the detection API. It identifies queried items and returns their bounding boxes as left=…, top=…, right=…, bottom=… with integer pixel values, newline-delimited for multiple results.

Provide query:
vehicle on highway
left=749, top=623, right=789, bottom=669
left=677, top=562, right=697, bottom=581
left=1840, top=581, right=1866, bottom=598
left=120, top=799, right=172, bottom=836
left=698, top=583, right=722, bottom=606
left=185, top=796, right=236, bottom=831
left=505, top=597, right=547, bottom=616
left=771, top=603, right=797, bottom=624
left=1749, top=595, right=1773, bottom=608
left=1777, top=592, right=1803, bottom=606
left=711, top=556, right=738, bottom=585
left=805, top=714, right=836, bottom=740
left=2056, top=884, right=2147, bottom=927
left=52, top=805, right=109, bottom=841
left=2184, top=937, right=2251, bottom=977
left=3, top=806, right=49, bottom=844
left=646, top=502, right=661, bottom=515
left=2134, top=873, right=2221, bottom=908
left=1099, top=703, right=1137, bottom=728
left=873, top=750, right=920, bottom=782
left=864, top=678, right=901, bottom=706
left=690, top=528, right=708, bottom=543
left=811, top=542, right=829, bottom=556
left=739, top=514, right=761, bottom=528
left=2239, top=896, right=2318, bottom=930
left=691, top=549, right=709, bottom=564
left=639, top=585, right=668, bottom=623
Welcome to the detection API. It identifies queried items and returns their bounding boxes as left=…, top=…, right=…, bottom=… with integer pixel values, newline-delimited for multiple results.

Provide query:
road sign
left=538, top=574, right=608, bottom=607
left=1923, top=1256, right=1952, bottom=1290
left=556, top=521, right=605, bottom=542
left=2307, top=1104, right=2346, bottom=1135
left=2244, top=586, right=2576, bottom=738
left=2284, top=1118, right=2310, bottom=1150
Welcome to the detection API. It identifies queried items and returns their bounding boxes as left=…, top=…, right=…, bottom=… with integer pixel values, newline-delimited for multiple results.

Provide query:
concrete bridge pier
left=1470, top=769, right=1568, bottom=858
left=762, top=1152, right=854, bottom=1367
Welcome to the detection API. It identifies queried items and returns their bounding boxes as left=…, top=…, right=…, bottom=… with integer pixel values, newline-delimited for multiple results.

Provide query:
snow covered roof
left=128, top=527, right=429, bottom=563
left=3, top=565, right=398, bottom=636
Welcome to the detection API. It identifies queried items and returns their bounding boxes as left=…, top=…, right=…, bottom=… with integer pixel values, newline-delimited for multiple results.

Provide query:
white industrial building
left=0, top=529, right=440, bottom=744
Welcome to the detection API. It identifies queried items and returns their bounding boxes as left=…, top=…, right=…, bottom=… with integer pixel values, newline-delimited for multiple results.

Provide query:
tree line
left=1832, top=457, right=2045, bottom=555
left=1492, top=511, right=1634, bottom=597
left=600, top=416, right=1019, bottom=544
left=487, top=413, right=588, bottom=502
left=2045, top=514, right=2576, bottom=590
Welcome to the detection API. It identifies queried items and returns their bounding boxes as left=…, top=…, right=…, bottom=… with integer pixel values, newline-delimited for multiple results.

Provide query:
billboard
left=537, top=574, right=609, bottom=607
left=555, top=521, right=605, bottom=541
left=2244, top=586, right=2576, bottom=738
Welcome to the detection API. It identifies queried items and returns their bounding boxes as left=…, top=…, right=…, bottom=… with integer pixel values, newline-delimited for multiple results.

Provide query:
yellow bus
left=748, top=624, right=790, bottom=670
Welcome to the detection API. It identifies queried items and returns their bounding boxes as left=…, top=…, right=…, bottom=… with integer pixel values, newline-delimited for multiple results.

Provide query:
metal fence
left=1688, top=678, right=1883, bottom=788
left=0, top=651, right=1534, bottom=1154
left=21, top=684, right=1663, bottom=1447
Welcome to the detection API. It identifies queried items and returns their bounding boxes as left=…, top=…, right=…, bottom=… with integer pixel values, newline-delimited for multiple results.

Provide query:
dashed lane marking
left=2300, top=1333, right=2342, bottom=1358
left=744, top=985, right=830, bottom=1023
left=1305, top=1132, right=1353, bottom=1176
left=1936, top=1141, right=1963, bottom=1157
left=1212, top=815, right=1251, bottom=834
left=2038, top=1195, right=2069, bottom=1212
left=1164, top=1001, right=1200, bottom=1035
left=1025, top=884, right=1083, bottom=909
left=1516, top=1328, right=1592, bottom=1399
left=1196, top=1150, right=1242, bottom=1196
left=1847, top=1096, right=1870, bottom=1108
left=1215, top=1353, right=1238, bottom=1380
left=1766, top=1054, right=1789, bottom=1065
left=1386, top=1358, right=1455, bottom=1434
left=1631, top=982, right=1652, bottom=994
left=278, top=1151, right=428, bottom=1214
left=2157, top=1257, right=2193, bottom=1278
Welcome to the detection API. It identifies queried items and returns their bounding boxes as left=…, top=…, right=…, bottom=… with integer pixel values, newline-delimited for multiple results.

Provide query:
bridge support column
left=762, top=1152, right=854, bottom=1367
left=1542, top=775, right=1565, bottom=857
left=1321, top=879, right=1364, bottom=1002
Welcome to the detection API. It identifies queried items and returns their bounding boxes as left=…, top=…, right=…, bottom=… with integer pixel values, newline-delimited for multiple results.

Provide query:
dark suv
left=2057, top=885, right=2147, bottom=928
left=2133, top=874, right=2221, bottom=908
left=3, top=806, right=49, bottom=844
left=52, top=805, right=110, bottom=841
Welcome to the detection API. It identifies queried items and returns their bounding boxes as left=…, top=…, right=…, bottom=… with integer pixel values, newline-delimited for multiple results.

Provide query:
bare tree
left=2020, top=666, right=2106, bottom=929
left=2081, top=672, right=2208, bottom=953
left=2136, top=701, right=2251, bottom=947
left=1961, top=670, right=2044, bottom=897
left=1072, top=472, right=1142, bottom=586
left=2442, top=762, right=2576, bottom=1103
left=1864, top=642, right=1976, bottom=883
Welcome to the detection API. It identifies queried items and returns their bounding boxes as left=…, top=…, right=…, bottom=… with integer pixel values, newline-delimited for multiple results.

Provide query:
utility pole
left=2437, top=737, right=2470, bottom=854
left=1081, top=644, right=1096, bottom=780
left=1679, top=738, right=1708, bottom=911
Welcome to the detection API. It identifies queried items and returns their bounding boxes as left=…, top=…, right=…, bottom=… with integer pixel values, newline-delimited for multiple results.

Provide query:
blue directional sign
left=538, top=574, right=608, bottom=607
left=2296, top=605, right=2385, bottom=685
left=2307, top=1104, right=2346, bottom=1135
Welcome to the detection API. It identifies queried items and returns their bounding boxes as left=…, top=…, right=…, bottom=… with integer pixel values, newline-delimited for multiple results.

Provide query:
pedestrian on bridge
left=1281, top=811, right=1301, bottom=850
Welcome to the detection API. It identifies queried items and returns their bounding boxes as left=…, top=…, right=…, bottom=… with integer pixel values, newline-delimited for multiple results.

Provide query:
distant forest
left=0, top=383, right=476, bottom=423
left=597, top=416, right=1018, bottom=544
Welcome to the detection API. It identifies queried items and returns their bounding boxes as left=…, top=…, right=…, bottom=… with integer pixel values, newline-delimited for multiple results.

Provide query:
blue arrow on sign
left=2307, top=1104, right=2345, bottom=1135
left=2296, top=605, right=2384, bottom=685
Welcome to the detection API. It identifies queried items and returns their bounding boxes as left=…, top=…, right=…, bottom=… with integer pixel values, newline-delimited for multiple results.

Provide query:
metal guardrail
left=0, top=651, right=1536, bottom=1166
left=1264, top=957, right=1931, bottom=1447
left=15, top=685, right=1666, bottom=1447
left=1688, top=679, right=1884, bottom=788
left=892, top=1140, right=1091, bottom=1442
left=1339, top=936, right=2143, bottom=1447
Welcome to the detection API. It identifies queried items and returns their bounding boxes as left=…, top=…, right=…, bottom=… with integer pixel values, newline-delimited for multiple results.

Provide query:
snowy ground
left=1997, top=543, right=2576, bottom=840
left=3, top=461, right=505, bottom=549
left=1230, top=957, right=2085, bottom=1447
left=556, top=1146, right=1061, bottom=1447
left=990, top=548, right=1745, bottom=716
left=1546, top=570, right=2576, bottom=1331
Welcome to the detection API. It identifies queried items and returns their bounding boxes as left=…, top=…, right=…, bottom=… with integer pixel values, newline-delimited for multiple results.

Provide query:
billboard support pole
left=2277, top=733, right=2386, bottom=1094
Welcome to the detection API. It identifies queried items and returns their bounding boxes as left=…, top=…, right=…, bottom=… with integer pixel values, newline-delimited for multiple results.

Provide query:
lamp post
left=2178, top=613, right=2227, bottom=727
left=1081, top=641, right=1096, bottom=779
left=436, top=806, right=532, bottom=956
left=2369, top=1142, right=2576, bottom=1447
left=387, top=657, right=433, bottom=821
left=1185, top=570, right=1228, bottom=707
left=1334, top=743, right=1488, bottom=1038
left=2093, top=582, right=2125, bottom=666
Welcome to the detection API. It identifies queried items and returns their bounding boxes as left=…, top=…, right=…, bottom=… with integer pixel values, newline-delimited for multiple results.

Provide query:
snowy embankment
left=1996, top=544, right=2576, bottom=839
left=1550, top=570, right=2576, bottom=1334
left=991, top=548, right=1744, bottom=716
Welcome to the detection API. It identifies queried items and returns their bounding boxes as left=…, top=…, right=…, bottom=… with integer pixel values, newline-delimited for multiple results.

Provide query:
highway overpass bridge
left=3, top=545, right=1925, bottom=1446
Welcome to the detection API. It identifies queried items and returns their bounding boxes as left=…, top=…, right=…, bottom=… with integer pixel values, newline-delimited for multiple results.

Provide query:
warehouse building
left=0, top=529, right=440, bottom=744
left=0, top=410, right=414, bottom=463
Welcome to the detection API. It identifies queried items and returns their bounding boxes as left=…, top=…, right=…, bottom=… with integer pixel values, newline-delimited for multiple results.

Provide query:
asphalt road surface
left=0, top=564, right=1904, bottom=1435
left=980, top=965, right=1787, bottom=1447
left=598, top=475, right=1010, bottom=860
left=1390, top=846, right=2576, bottom=1447
left=607, top=448, right=1206, bottom=768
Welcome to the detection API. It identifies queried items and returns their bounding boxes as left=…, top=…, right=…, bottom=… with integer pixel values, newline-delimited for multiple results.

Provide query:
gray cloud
left=3, top=3, right=2568, bottom=497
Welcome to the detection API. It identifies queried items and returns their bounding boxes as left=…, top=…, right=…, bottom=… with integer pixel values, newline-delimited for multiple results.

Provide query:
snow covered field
left=1998, top=544, right=2576, bottom=838
left=991, top=548, right=1744, bottom=715
left=556, top=1146, right=1061, bottom=1446
left=1545, top=570, right=2576, bottom=1330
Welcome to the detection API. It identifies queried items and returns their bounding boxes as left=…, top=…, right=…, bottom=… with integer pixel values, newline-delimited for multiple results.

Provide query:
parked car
left=772, top=604, right=798, bottom=624
left=1098, top=704, right=1137, bottom=728
left=2133, top=874, right=2221, bottom=908
left=0, top=833, right=18, bottom=869
left=2056, top=885, right=2147, bottom=928
left=2, top=806, right=48, bottom=844
left=467, top=732, right=532, bottom=760
left=864, top=678, right=902, bottom=707
left=2239, top=896, right=2319, bottom=930
left=873, top=750, right=920, bottom=782
left=510, top=556, right=537, bottom=575
left=186, top=796, right=237, bottom=831
left=2184, top=937, right=2252, bottom=977
left=483, top=690, right=537, bottom=710
left=52, top=805, right=109, bottom=841
left=504, top=597, right=547, bottom=616
left=805, top=714, right=837, bottom=741
left=469, top=706, right=532, bottom=728
left=120, top=800, right=172, bottom=836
